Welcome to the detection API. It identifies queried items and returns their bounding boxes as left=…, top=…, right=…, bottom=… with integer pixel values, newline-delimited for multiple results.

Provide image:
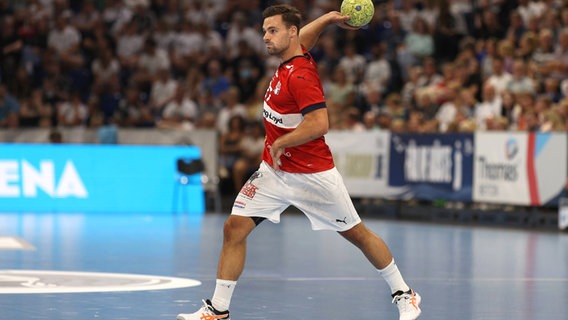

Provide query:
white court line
left=243, top=276, right=568, bottom=282
left=0, top=237, right=35, bottom=250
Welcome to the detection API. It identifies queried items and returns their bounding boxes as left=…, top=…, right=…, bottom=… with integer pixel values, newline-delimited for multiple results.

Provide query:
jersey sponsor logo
left=239, top=171, right=262, bottom=199
left=233, top=200, right=246, bottom=209
left=263, top=109, right=283, bottom=125
left=262, top=103, right=303, bottom=129
left=240, top=182, right=258, bottom=199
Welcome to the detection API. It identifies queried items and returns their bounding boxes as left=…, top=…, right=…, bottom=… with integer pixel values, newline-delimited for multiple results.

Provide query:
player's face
left=262, top=15, right=294, bottom=57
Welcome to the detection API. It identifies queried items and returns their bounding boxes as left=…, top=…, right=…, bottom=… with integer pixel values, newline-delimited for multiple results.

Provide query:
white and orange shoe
left=177, top=299, right=230, bottom=320
left=392, top=289, right=421, bottom=320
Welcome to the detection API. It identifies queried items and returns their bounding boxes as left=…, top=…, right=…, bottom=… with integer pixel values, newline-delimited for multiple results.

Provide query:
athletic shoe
left=392, top=289, right=421, bottom=320
left=177, top=299, right=230, bottom=320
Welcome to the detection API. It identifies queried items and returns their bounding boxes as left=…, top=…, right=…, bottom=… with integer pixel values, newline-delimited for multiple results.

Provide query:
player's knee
left=339, top=223, right=368, bottom=246
left=223, top=216, right=254, bottom=243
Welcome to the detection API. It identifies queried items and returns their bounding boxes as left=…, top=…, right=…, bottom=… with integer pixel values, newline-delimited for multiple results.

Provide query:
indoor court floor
left=0, top=210, right=567, bottom=320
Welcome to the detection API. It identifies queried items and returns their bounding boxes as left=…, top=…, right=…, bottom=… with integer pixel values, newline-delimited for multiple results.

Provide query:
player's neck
left=280, top=43, right=303, bottom=62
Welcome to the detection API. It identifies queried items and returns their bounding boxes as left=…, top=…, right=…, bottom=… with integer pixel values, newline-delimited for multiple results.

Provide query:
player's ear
left=289, top=25, right=298, bottom=37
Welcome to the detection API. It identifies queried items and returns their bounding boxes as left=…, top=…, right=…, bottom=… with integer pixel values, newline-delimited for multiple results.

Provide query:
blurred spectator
left=148, top=68, right=177, bottom=116
left=549, top=27, right=568, bottom=81
left=519, top=109, right=541, bottom=131
left=337, top=42, right=366, bottom=84
left=341, top=107, right=366, bottom=132
left=506, top=10, right=527, bottom=47
left=416, top=56, right=443, bottom=89
left=406, top=110, right=426, bottom=133
left=47, top=12, right=83, bottom=68
left=473, top=8, right=505, bottom=40
left=18, top=89, right=52, bottom=127
left=96, top=75, right=123, bottom=124
left=531, top=28, right=556, bottom=79
left=218, top=114, right=246, bottom=189
left=359, top=86, right=383, bottom=115
left=540, top=108, right=565, bottom=131
left=362, top=111, right=379, bottom=131
left=232, top=120, right=265, bottom=191
left=217, top=86, right=247, bottom=135
left=57, top=91, right=88, bottom=127
left=474, top=82, right=502, bottom=130
left=383, top=92, right=407, bottom=121
left=507, top=59, right=537, bottom=95
left=91, top=46, right=121, bottom=92
left=116, top=85, right=154, bottom=127
left=433, top=0, right=462, bottom=64
left=485, top=56, right=512, bottom=95
left=102, top=0, right=133, bottom=35
left=151, top=18, right=176, bottom=52
left=170, top=19, right=202, bottom=73
left=397, top=0, right=418, bottom=33
left=72, top=0, right=101, bottom=36
left=230, top=40, right=264, bottom=104
left=225, top=11, right=264, bottom=59
left=0, top=15, right=23, bottom=85
left=515, top=31, right=537, bottom=61
left=382, top=10, right=407, bottom=62
left=131, top=37, right=170, bottom=89
left=244, top=76, right=270, bottom=122
left=129, top=1, right=156, bottom=35
left=115, top=20, right=145, bottom=73
left=517, top=0, right=547, bottom=27
left=413, top=88, right=439, bottom=122
left=435, top=87, right=460, bottom=132
left=199, top=59, right=230, bottom=111
left=196, top=21, right=224, bottom=61
left=0, top=82, right=20, bottom=128
left=377, top=109, right=392, bottom=130
left=497, top=38, right=515, bottom=73
left=158, top=84, right=198, bottom=130
left=402, top=16, right=434, bottom=66
left=361, top=42, right=391, bottom=97
left=479, top=37, right=498, bottom=79
left=327, top=66, right=356, bottom=128
left=542, top=77, right=562, bottom=103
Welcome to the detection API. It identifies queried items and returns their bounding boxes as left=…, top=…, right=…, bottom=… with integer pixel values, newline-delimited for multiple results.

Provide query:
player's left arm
left=299, top=11, right=358, bottom=51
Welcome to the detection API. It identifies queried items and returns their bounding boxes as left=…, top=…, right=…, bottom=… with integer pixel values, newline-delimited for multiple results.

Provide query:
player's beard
left=266, top=41, right=289, bottom=57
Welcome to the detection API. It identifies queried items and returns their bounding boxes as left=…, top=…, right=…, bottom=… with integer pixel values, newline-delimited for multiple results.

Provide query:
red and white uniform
left=262, top=50, right=334, bottom=173
left=231, top=48, right=361, bottom=231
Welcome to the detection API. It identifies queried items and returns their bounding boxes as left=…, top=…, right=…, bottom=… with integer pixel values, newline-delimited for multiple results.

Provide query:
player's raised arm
left=299, top=11, right=357, bottom=51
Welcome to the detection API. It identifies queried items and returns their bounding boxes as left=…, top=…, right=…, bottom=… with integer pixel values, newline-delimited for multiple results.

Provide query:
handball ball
left=340, top=0, right=375, bottom=27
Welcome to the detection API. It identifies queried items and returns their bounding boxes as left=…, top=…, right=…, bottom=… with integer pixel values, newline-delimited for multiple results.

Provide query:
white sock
left=211, top=279, right=237, bottom=312
left=377, top=259, right=410, bottom=295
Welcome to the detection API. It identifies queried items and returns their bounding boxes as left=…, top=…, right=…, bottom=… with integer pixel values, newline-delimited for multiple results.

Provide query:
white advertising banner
left=326, top=130, right=407, bottom=198
left=473, top=132, right=567, bottom=206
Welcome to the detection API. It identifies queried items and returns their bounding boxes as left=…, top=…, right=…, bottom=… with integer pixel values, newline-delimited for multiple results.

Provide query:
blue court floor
left=0, top=210, right=567, bottom=320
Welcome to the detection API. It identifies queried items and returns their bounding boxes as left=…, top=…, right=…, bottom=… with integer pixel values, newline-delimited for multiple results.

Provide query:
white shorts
left=231, top=161, right=362, bottom=231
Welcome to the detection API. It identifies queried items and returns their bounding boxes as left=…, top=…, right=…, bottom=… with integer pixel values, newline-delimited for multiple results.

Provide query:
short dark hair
left=262, top=4, right=301, bottom=32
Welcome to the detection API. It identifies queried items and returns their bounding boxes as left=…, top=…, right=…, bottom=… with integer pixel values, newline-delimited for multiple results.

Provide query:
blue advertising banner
left=0, top=144, right=204, bottom=214
left=389, top=133, right=474, bottom=201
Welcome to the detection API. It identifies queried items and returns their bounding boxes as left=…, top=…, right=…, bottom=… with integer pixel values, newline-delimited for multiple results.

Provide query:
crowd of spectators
left=2, top=0, right=568, bottom=190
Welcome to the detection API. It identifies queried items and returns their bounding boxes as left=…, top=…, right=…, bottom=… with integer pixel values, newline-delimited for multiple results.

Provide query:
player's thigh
left=231, top=162, right=289, bottom=223
left=292, top=168, right=361, bottom=231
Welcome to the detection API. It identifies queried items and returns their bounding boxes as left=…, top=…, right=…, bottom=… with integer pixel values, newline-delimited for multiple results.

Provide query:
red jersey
left=262, top=49, right=334, bottom=173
